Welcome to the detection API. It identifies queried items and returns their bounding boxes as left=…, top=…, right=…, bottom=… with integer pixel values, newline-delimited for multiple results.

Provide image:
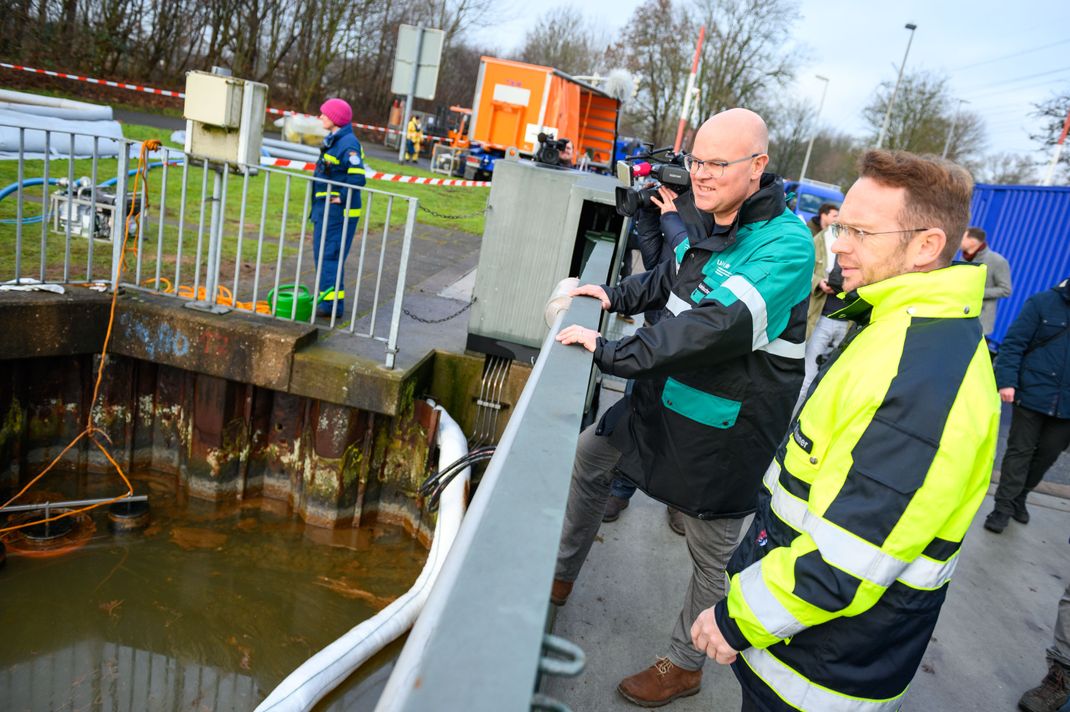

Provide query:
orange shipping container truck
left=462, top=57, right=620, bottom=179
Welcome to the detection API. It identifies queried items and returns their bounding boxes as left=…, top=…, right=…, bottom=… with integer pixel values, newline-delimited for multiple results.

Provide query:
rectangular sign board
left=391, top=25, right=445, bottom=101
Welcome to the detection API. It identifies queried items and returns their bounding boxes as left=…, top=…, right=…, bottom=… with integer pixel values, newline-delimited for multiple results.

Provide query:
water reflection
left=0, top=472, right=427, bottom=711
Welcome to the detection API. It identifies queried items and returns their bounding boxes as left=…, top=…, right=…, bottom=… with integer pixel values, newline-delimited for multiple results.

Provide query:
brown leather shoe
left=603, top=495, right=631, bottom=522
left=618, top=657, right=701, bottom=707
left=667, top=507, right=686, bottom=536
left=550, top=579, right=573, bottom=606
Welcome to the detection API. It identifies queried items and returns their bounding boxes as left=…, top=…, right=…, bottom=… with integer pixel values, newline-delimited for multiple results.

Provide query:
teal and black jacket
left=593, top=173, right=814, bottom=518
left=716, top=265, right=1000, bottom=711
left=310, top=123, right=366, bottom=222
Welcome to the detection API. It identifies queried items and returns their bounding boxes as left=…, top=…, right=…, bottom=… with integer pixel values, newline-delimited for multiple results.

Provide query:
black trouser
left=994, top=405, right=1070, bottom=514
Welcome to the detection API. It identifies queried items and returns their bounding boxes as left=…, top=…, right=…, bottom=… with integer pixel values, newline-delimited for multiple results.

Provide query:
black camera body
left=614, top=151, right=690, bottom=217
left=534, top=132, right=571, bottom=167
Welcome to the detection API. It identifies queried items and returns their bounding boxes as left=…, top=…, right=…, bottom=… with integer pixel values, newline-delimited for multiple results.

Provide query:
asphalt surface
left=543, top=370, right=1070, bottom=712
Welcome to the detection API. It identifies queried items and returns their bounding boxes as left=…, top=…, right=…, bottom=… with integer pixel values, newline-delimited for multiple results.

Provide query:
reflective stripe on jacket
left=715, top=264, right=1000, bottom=711
left=311, top=123, right=366, bottom=219
left=593, top=174, right=814, bottom=518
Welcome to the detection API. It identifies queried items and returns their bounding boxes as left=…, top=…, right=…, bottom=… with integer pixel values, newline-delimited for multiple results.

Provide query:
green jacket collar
left=690, top=173, right=788, bottom=253
left=832, top=263, right=986, bottom=324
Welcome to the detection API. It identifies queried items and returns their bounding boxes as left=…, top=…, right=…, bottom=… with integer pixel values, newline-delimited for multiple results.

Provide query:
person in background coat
left=984, top=278, right=1070, bottom=533
left=961, top=226, right=1012, bottom=352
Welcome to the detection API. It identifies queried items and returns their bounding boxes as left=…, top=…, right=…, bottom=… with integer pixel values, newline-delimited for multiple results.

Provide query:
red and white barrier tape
left=1, top=62, right=185, bottom=98
left=260, top=156, right=490, bottom=187
left=0, top=62, right=452, bottom=140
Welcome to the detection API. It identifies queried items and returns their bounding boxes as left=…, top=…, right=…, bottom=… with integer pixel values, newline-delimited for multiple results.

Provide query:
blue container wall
left=969, top=183, right=1070, bottom=344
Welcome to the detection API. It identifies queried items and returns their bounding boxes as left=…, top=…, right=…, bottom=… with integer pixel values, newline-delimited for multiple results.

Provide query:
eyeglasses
left=828, top=223, right=932, bottom=243
left=682, top=153, right=760, bottom=178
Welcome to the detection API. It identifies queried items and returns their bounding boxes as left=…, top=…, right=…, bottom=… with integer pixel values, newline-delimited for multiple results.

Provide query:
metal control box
left=182, top=70, right=268, bottom=168
left=183, top=71, right=243, bottom=127
left=466, top=156, right=625, bottom=361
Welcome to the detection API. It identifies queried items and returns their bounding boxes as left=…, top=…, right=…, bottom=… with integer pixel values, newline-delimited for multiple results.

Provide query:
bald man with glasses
left=552, top=108, right=814, bottom=707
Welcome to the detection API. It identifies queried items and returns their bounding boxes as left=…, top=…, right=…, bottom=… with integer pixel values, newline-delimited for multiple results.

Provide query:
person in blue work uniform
left=312, top=97, right=366, bottom=319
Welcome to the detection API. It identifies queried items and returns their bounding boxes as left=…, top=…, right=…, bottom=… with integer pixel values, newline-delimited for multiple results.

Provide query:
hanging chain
left=417, top=204, right=488, bottom=220
left=402, top=297, right=476, bottom=323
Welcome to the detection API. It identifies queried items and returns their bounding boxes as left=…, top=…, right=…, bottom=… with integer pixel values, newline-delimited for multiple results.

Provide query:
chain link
left=418, top=204, right=488, bottom=220
left=402, top=298, right=475, bottom=323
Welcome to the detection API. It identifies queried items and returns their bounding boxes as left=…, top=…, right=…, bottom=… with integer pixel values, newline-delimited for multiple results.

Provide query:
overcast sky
left=489, top=0, right=1070, bottom=159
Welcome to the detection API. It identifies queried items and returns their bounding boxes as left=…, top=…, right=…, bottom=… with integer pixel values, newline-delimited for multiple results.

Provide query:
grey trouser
left=1047, top=581, right=1070, bottom=669
left=555, top=424, right=746, bottom=671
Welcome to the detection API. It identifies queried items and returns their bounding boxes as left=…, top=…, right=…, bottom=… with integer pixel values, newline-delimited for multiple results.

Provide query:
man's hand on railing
left=569, top=284, right=611, bottom=310
left=556, top=325, right=601, bottom=353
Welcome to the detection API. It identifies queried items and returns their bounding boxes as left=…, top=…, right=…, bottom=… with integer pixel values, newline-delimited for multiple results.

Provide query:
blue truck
left=784, top=179, right=844, bottom=224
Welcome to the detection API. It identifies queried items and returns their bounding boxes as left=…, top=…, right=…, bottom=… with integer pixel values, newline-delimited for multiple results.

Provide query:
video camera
left=534, top=132, right=571, bottom=167
left=614, top=147, right=690, bottom=217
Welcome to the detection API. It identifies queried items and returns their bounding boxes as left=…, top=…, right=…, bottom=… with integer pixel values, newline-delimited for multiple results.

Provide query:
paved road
left=543, top=455, right=1070, bottom=712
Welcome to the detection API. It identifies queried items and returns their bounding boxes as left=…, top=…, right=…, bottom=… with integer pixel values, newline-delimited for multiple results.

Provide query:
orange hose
left=0, top=140, right=163, bottom=535
left=148, top=278, right=270, bottom=314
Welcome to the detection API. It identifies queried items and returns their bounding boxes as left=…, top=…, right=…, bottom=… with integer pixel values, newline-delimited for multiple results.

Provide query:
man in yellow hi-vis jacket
left=405, top=115, right=423, bottom=163
left=690, top=149, right=1001, bottom=712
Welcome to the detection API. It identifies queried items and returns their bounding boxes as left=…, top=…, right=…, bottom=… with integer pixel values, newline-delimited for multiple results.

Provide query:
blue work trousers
left=310, top=203, right=359, bottom=314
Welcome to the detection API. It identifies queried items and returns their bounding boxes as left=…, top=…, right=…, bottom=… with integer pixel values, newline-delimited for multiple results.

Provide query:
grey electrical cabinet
left=466, top=155, right=625, bottom=362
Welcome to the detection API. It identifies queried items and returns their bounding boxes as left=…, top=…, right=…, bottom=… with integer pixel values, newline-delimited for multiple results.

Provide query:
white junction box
left=183, top=70, right=268, bottom=168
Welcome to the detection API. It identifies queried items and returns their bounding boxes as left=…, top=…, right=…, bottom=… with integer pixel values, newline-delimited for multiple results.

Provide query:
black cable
left=426, top=451, right=496, bottom=510
left=418, top=446, right=496, bottom=497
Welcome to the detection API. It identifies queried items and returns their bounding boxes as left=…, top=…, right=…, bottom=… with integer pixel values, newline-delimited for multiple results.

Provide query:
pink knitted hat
left=320, top=98, right=352, bottom=128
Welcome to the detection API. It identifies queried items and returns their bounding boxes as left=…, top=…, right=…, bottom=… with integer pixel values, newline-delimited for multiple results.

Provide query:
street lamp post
left=877, top=23, right=918, bottom=149
left=941, top=98, right=970, bottom=160
left=799, top=74, right=830, bottom=185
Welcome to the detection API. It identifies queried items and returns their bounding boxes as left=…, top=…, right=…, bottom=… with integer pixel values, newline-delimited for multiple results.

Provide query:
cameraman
left=552, top=108, right=814, bottom=707
left=604, top=185, right=704, bottom=530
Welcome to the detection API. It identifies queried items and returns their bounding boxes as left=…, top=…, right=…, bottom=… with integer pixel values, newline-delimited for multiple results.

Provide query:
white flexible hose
left=254, top=405, right=470, bottom=712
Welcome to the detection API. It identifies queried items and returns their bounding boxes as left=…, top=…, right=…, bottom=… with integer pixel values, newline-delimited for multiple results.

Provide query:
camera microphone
left=632, top=162, right=653, bottom=178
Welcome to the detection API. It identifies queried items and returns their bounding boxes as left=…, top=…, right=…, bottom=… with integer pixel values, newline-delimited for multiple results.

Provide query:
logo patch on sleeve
left=791, top=420, right=813, bottom=454
left=695, top=282, right=712, bottom=296
left=348, top=151, right=362, bottom=166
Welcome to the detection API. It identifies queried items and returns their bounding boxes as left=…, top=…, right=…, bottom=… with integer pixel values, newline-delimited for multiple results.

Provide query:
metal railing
left=375, top=240, right=614, bottom=712
left=0, top=124, right=420, bottom=367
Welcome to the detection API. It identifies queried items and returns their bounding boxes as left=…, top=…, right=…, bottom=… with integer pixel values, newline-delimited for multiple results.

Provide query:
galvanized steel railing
left=0, top=124, right=419, bottom=368
left=375, top=240, right=614, bottom=712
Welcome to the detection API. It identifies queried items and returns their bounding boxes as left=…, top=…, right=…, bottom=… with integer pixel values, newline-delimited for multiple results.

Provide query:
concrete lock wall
left=0, top=279, right=452, bottom=539
left=0, top=288, right=536, bottom=539
left=0, top=354, right=439, bottom=536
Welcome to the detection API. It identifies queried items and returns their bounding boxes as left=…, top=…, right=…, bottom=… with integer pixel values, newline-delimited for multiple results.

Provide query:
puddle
left=0, top=471, right=427, bottom=711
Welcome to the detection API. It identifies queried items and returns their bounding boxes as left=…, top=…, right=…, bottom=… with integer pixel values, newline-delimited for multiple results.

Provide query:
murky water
left=0, top=471, right=427, bottom=711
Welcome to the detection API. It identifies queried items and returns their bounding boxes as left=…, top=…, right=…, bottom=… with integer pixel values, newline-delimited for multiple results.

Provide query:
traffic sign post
left=392, top=24, right=445, bottom=163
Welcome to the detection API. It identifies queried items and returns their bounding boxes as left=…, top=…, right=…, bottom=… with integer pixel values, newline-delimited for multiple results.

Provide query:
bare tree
left=0, top=0, right=499, bottom=128
left=517, top=6, right=607, bottom=76
left=976, top=152, right=1040, bottom=185
left=766, top=97, right=815, bottom=179
left=808, top=130, right=863, bottom=189
left=862, top=71, right=987, bottom=163
left=607, top=0, right=696, bottom=146
left=1030, top=87, right=1070, bottom=182
left=692, top=0, right=801, bottom=121
left=437, top=40, right=498, bottom=111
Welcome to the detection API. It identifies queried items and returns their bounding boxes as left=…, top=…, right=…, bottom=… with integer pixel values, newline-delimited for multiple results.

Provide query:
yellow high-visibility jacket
left=715, top=264, right=1000, bottom=711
